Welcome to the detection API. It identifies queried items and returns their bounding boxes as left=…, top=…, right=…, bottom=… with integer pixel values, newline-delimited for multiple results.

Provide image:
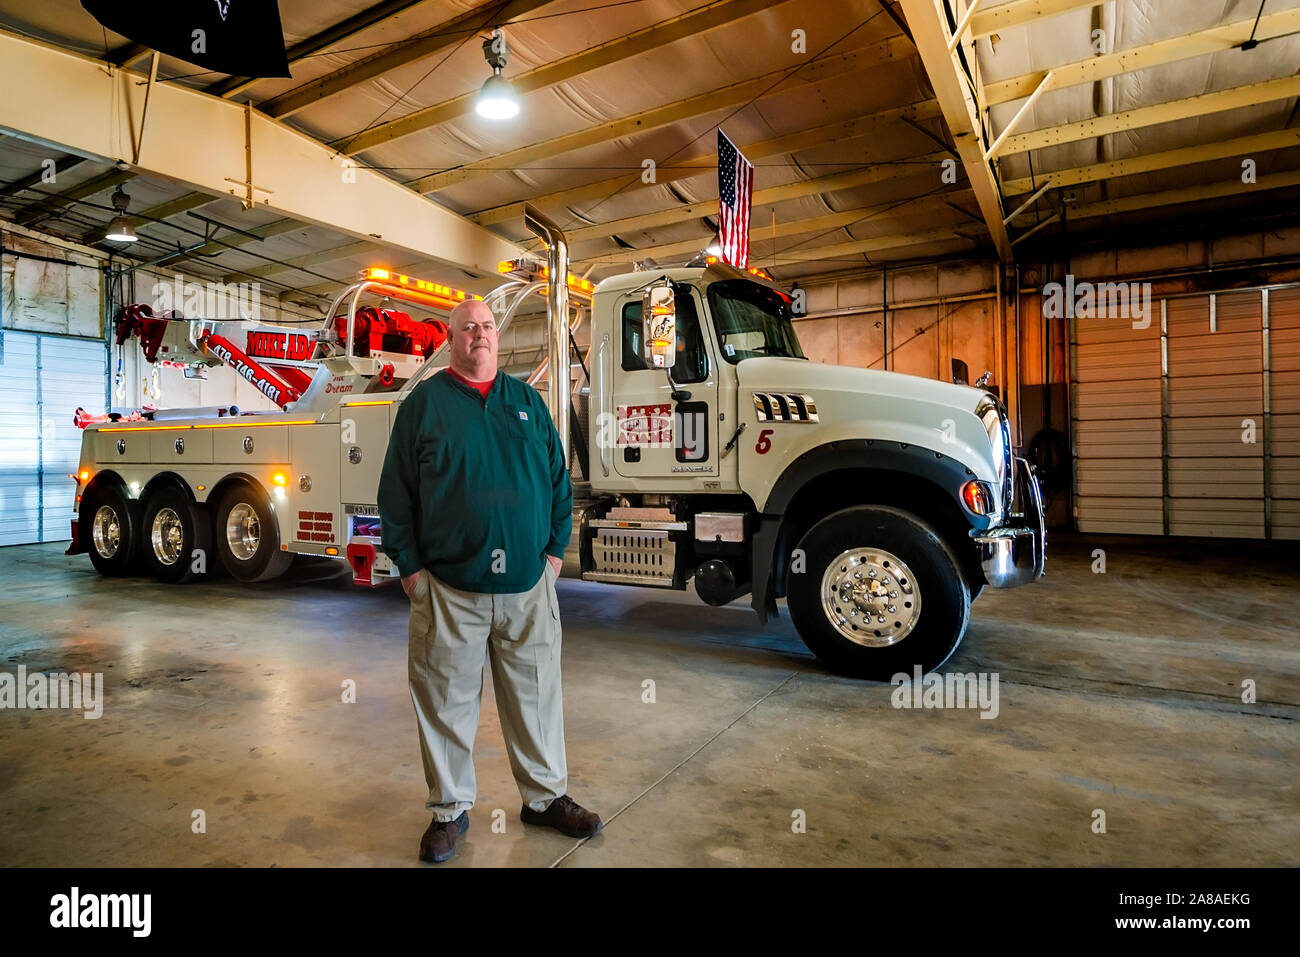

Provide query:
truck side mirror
left=642, top=283, right=677, bottom=370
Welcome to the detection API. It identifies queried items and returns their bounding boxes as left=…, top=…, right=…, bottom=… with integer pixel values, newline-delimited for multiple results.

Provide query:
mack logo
left=753, top=392, right=818, bottom=423
left=246, top=331, right=313, bottom=362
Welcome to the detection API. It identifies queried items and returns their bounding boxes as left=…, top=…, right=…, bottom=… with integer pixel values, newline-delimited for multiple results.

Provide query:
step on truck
left=71, top=206, right=1044, bottom=678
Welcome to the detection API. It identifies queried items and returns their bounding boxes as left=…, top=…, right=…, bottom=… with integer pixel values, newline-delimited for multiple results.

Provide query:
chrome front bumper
left=973, top=456, right=1046, bottom=588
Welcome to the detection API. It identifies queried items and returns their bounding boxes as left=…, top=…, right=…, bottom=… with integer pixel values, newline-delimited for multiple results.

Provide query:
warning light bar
left=703, top=255, right=772, bottom=281
left=360, top=268, right=483, bottom=310
left=496, top=258, right=595, bottom=297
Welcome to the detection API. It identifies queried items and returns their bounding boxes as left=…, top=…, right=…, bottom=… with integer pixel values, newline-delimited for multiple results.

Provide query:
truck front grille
left=589, top=528, right=675, bottom=586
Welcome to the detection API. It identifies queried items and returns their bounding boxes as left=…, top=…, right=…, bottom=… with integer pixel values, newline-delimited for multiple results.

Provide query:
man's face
left=448, top=302, right=499, bottom=372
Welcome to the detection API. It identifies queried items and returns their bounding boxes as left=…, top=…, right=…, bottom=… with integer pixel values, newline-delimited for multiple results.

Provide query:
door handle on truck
left=722, top=422, right=747, bottom=457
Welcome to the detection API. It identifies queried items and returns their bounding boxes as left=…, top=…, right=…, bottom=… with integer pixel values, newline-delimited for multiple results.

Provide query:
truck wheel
left=141, top=487, right=211, bottom=584
left=213, top=484, right=293, bottom=582
left=786, top=506, right=970, bottom=680
left=81, top=484, right=139, bottom=577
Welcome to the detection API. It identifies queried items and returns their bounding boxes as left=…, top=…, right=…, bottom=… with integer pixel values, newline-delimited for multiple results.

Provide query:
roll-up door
left=1271, top=287, right=1300, bottom=539
left=1166, top=293, right=1265, bottom=537
left=0, top=332, right=40, bottom=545
left=1071, top=304, right=1163, bottom=533
left=1072, top=286, right=1294, bottom=538
left=0, top=331, right=107, bottom=546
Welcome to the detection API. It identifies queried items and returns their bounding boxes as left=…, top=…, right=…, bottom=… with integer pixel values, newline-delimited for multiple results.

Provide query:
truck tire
left=81, top=483, right=140, bottom=577
left=141, top=486, right=211, bottom=584
left=212, top=484, right=293, bottom=583
left=786, top=505, right=971, bottom=680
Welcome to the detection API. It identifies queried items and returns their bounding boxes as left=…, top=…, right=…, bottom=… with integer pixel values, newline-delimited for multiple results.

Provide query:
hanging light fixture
left=475, top=28, right=519, bottom=120
left=104, top=188, right=139, bottom=244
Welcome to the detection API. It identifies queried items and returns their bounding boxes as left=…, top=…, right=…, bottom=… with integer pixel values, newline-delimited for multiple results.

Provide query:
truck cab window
left=621, top=294, right=709, bottom=383
left=707, top=279, right=806, bottom=364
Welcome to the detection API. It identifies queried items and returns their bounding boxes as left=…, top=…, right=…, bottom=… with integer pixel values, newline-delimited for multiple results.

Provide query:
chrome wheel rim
left=91, top=505, right=120, bottom=559
left=150, top=507, right=184, bottom=566
left=820, top=548, right=921, bottom=647
left=225, top=503, right=261, bottom=561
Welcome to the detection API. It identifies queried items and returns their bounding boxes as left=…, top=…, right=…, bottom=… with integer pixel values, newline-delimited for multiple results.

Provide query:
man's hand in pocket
left=402, top=571, right=422, bottom=597
left=546, top=554, right=563, bottom=577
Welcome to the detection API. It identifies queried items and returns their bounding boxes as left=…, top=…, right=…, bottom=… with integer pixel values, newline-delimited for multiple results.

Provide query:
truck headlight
left=975, top=396, right=1012, bottom=513
left=962, top=480, right=996, bottom=515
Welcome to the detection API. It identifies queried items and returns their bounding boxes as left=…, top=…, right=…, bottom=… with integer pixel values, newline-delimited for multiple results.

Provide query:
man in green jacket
left=378, top=297, right=602, bottom=864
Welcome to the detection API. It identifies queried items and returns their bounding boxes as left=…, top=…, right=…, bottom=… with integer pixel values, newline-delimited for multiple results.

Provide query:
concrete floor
left=0, top=535, right=1296, bottom=867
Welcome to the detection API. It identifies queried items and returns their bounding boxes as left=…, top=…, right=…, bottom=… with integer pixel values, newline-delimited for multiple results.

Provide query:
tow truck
left=70, top=207, right=1043, bottom=678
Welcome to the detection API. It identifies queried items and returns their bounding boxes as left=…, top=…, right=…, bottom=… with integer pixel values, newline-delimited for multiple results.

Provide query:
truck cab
left=577, top=259, right=1045, bottom=678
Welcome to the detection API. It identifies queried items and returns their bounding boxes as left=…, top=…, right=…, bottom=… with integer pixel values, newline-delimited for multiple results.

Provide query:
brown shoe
left=418, top=811, right=469, bottom=863
left=520, top=794, right=603, bottom=838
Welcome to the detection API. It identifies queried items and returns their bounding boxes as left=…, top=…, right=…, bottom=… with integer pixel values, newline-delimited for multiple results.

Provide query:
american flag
left=717, top=130, right=754, bottom=269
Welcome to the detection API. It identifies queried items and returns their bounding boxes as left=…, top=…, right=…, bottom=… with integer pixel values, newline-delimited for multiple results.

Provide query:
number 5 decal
left=755, top=428, right=774, bottom=454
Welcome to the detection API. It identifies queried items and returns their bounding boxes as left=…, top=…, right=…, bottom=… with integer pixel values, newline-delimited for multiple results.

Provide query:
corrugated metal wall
left=1072, top=286, right=1297, bottom=538
left=0, top=331, right=107, bottom=545
left=1270, top=288, right=1300, bottom=539
left=1071, top=302, right=1163, bottom=533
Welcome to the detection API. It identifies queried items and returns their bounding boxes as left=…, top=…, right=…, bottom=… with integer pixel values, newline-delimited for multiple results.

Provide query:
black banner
left=82, top=0, right=290, bottom=78
left=0, top=867, right=1285, bottom=941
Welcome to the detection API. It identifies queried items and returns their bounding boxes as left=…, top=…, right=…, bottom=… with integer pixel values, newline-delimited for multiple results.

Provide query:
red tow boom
left=198, top=330, right=303, bottom=409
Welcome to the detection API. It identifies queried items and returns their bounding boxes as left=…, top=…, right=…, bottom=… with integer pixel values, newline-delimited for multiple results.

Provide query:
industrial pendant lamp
left=104, top=188, right=139, bottom=244
left=475, top=28, right=519, bottom=120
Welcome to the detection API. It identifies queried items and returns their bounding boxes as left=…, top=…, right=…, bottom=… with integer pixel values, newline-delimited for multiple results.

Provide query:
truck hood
left=735, top=357, right=988, bottom=411
left=733, top=356, right=1005, bottom=517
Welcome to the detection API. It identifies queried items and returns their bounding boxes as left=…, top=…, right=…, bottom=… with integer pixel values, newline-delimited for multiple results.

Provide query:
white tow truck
left=71, top=207, right=1043, bottom=677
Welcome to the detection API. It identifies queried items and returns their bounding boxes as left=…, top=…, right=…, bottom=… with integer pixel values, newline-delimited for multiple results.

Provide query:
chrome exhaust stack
left=523, top=204, right=570, bottom=462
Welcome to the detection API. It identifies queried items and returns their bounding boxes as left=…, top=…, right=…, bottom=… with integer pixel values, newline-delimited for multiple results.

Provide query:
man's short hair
left=448, top=299, right=494, bottom=330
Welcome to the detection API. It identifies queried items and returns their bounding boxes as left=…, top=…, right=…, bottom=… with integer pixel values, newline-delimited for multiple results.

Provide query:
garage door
left=1070, top=298, right=1163, bottom=533
left=0, top=331, right=107, bottom=546
left=1071, top=286, right=1296, bottom=538
left=1271, top=287, right=1300, bottom=539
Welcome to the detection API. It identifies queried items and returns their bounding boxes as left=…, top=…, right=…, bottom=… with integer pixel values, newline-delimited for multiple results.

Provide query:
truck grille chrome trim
left=974, top=456, right=1046, bottom=588
left=590, top=528, right=676, bottom=583
left=752, top=392, right=819, bottom=423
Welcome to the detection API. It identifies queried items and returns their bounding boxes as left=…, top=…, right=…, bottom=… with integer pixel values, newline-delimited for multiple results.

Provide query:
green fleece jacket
left=377, top=369, right=572, bottom=593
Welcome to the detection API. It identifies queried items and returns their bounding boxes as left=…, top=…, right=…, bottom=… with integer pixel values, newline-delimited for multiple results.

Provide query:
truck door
left=611, top=284, right=719, bottom=481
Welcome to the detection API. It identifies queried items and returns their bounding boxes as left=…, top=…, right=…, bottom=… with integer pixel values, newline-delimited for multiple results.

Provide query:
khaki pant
left=407, top=563, right=567, bottom=821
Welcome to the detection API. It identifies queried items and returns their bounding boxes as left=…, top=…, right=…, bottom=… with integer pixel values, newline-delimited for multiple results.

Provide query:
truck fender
left=749, top=440, right=985, bottom=624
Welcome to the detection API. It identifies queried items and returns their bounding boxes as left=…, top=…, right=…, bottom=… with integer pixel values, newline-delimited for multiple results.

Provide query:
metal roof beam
left=471, top=99, right=943, bottom=227
left=258, top=0, right=555, bottom=119
left=898, top=0, right=1011, bottom=260
left=1031, top=167, right=1300, bottom=222
left=970, top=0, right=1098, bottom=38
left=13, top=168, right=135, bottom=226
left=161, top=218, right=307, bottom=271
left=523, top=152, right=953, bottom=250
left=409, top=37, right=915, bottom=194
left=1002, top=128, right=1300, bottom=194
left=226, top=239, right=374, bottom=281
left=339, top=0, right=793, bottom=155
left=998, top=74, right=1300, bottom=157
left=574, top=190, right=974, bottom=266
left=0, top=29, right=522, bottom=276
left=0, top=156, right=87, bottom=198
left=208, top=0, right=437, bottom=99
left=985, top=5, right=1300, bottom=106
left=82, top=191, right=219, bottom=244
left=766, top=225, right=980, bottom=267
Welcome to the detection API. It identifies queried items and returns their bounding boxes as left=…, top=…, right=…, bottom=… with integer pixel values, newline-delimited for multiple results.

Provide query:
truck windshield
left=707, top=279, right=805, bottom=363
